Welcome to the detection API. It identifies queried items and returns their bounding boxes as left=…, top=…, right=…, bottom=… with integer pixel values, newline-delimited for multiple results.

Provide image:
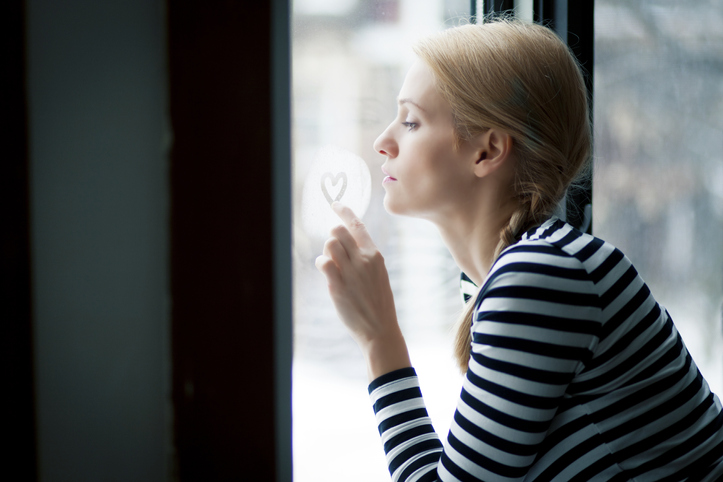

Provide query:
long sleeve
left=369, top=240, right=600, bottom=481
left=444, top=248, right=600, bottom=480
left=369, top=368, right=444, bottom=482
left=369, top=219, right=723, bottom=481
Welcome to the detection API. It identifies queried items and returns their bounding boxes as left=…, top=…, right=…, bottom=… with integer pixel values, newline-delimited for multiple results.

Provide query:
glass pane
left=594, top=0, right=723, bottom=396
left=292, top=1, right=469, bottom=480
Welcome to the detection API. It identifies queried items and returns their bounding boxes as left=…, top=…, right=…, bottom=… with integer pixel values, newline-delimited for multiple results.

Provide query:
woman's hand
left=315, top=202, right=411, bottom=380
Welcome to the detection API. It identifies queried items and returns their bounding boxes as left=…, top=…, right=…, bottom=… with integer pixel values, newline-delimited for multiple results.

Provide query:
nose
left=373, top=122, right=398, bottom=158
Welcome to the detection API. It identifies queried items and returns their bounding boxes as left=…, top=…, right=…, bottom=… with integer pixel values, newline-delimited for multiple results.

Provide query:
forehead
left=397, top=60, right=450, bottom=117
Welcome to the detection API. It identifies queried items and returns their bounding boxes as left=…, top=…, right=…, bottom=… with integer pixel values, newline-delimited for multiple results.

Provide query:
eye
left=402, top=122, right=418, bottom=131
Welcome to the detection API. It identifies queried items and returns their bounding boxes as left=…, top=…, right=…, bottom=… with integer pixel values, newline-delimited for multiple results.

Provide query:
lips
left=381, top=166, right=397, bottom=181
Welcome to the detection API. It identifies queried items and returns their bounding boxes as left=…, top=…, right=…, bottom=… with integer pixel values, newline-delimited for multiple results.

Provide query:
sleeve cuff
left=368, top=367, right=417, bottom=394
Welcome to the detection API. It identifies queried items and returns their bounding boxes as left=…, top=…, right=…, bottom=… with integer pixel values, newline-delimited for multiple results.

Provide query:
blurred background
left=291, top=1, right=723, bottom=480
left=593, top=0, right=723, bottom=401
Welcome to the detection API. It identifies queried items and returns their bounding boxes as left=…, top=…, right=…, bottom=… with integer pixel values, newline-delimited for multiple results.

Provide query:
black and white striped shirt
left=369, top=218, right=723, bottom=481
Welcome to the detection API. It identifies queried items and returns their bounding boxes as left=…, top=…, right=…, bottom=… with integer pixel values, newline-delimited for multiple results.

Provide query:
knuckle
left=324, top=237, right=339, bottom=250
left=319, top=258, right=336, bottom=273
left=350, top=219, right=366, bottom=231
left=330, top=225, right=347, bottom=238
left=370, top=250, right=385, bottom=263
left=314, top=257, right=326, bottom=272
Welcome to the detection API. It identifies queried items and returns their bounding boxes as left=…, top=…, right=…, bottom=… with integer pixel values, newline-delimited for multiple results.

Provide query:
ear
left=472, top=129, right=514, bottom=178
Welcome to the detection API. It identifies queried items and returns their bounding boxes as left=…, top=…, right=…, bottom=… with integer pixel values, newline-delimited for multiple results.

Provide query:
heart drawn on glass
left=320, top=172, right=348, bottom=205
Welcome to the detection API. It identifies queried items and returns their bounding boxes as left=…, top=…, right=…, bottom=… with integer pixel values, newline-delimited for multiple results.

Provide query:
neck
left=432, top=193, right=518, bottom=287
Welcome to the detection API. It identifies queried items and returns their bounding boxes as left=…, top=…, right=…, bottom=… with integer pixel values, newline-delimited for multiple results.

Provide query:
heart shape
left=320, top=171, right=348, bottom=205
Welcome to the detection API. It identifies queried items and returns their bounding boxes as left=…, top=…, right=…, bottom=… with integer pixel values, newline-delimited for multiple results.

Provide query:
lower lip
left=383, top=176, right=397, bottom=185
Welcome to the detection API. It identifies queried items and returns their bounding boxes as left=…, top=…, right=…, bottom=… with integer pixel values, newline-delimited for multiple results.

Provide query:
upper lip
left=381, top=166, right=396, bottom=179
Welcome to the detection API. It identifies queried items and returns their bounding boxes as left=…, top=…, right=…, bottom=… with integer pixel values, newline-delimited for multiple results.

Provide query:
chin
left=383, top=195, right=404, bottom=216
left=384, top=196, right=442, bottom=224
left=384, top=195, right=422, bottom=218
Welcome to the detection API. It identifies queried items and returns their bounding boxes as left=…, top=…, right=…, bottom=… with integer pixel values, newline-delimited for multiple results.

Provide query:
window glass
left=292, top=1, right=469, bottom=480
left=594, top=0, right=723, bottom=396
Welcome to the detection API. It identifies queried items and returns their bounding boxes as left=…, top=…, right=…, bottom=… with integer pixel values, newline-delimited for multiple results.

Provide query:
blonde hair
left=413, top=20, right=591, bottom=372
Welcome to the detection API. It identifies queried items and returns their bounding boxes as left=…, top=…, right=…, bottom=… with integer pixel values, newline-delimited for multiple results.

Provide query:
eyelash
left=402, top=122, right=418, bottom=131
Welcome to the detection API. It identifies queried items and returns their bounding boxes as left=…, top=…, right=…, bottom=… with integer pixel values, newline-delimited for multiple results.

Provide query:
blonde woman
left=316, top=20, right=723, bottom=481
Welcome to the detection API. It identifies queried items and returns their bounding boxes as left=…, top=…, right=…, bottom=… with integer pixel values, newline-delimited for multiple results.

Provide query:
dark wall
left=11, top=0, right=291, bottom=480
left=25, top=0, right=169, bottom=480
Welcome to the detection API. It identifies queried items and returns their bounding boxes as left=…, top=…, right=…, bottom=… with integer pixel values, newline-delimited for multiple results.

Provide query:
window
left=593, top=0, right=723, bottom=396
left=291, top=1, right=723, bottom=480
left=292, top=1, right=469, bottom=480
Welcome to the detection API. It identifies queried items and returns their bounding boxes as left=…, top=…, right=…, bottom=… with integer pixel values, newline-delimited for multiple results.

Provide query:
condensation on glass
left=292, top=1, right=469, bottom=480
left=593, top=0, right=723, bottom=396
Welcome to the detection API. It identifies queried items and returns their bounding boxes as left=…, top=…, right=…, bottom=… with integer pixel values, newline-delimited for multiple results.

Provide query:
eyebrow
left=397, top=97, right=427, bottom=113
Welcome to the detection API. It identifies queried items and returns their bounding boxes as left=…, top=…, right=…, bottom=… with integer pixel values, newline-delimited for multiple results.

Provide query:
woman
left=315, top=20, right=723, bottom=481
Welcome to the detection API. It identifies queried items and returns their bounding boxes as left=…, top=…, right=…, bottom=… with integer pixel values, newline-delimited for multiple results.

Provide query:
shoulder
left=466, top=217, right=639, bottom=316
left=490, top=217, right=632, bottom=290
left=473, top=218, right=619, bottom=321
left=485, top=218, right=593, bottom=292
left=470, top=219, right=607, bottom=360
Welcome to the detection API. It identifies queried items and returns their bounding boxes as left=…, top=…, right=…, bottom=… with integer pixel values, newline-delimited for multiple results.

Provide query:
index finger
left=331, top=202, right=376, bottom=249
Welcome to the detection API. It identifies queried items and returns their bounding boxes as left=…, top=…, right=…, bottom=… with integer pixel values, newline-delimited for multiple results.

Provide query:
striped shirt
left=369, top=217, right=723, bottom=481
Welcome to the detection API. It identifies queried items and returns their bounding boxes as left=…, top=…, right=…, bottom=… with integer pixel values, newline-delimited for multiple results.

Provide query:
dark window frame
left=167, top=0, right=291, bottom=480
left=3, top=1, right=37, bottom=478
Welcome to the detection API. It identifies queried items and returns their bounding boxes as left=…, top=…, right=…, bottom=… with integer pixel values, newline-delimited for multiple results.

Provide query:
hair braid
left=453, top=194, right=552, bottom=371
